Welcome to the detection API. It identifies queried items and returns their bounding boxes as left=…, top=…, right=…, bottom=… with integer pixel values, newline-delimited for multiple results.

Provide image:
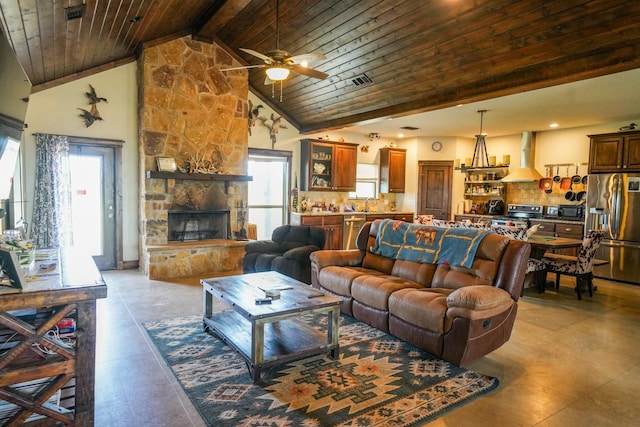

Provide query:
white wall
left=22, top=62, right=139, bottom=262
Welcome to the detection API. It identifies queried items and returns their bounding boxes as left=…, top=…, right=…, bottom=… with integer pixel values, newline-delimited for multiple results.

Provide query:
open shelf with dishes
left=461, top=166, right=509, bottom=214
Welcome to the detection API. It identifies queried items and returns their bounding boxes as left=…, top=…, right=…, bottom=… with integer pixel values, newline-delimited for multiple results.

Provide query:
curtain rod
left=31, top=132, right=124, bottom=144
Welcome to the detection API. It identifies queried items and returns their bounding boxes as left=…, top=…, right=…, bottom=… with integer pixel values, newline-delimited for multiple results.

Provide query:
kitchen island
left=0, top=248, right=106, bottom=425
left=291, top=211, right=414, bottom=250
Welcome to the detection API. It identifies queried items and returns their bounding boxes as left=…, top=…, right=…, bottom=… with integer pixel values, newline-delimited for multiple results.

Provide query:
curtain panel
left=32, top=133, right=72, bottom=248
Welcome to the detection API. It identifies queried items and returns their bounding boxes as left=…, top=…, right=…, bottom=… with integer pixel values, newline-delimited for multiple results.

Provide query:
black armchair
left=242, top=225, right=326, bottom=284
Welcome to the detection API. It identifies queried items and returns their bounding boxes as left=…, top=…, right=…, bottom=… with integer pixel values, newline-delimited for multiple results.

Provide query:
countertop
left=291, top=211, right=415, bottom=217
left=454, top=213, right=584, bottom=226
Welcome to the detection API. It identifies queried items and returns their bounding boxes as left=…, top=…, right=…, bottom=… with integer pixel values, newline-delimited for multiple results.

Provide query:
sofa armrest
left=244, top=240, right=281, bottom=254
left=283, top=245, right=322, bottom=261
left=310, top=249, right=365, bottom=270
left=446, top=286, right=514, bottom=319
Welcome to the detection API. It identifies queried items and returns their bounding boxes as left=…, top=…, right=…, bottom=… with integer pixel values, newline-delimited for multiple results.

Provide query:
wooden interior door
left=417, top=161, right=453, bottom=219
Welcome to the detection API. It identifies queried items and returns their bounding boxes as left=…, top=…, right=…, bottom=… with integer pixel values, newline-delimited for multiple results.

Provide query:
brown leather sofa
left=310, top=220, right=531, bottom=366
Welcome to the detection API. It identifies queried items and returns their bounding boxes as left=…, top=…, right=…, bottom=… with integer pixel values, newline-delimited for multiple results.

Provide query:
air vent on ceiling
left=66, top=5, right=86, bottom=21
left=350, top=74, right=373, bottom=87
left=400, top=126, right=420, bottom=131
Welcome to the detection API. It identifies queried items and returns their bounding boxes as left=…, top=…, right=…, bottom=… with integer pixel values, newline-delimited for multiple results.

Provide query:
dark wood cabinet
left=379, top=147, right=406, bottom=193
left=300, top=139, right=358, bottom=191
left=529, top=220, right=555, bottom=236
left=294, top=214, right=343, bottom=250
left=588, top=130, right=640, bottom=173
left=530, top=220, right=583, bottom=256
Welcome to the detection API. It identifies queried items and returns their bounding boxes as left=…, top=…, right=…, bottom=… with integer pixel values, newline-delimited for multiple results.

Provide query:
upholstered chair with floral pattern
left=490, top=224, right=546, bottom=277
left=542, top=230, right=606, bottom=300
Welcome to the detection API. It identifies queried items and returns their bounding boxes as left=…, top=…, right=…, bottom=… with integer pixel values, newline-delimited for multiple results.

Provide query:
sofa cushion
left=318, top=266, right=383, bottom=297
left=361, top=251, right=395, bottom=274
left=388, top=288, right=454, bottom=333
left=430, top=233, right=510, bottom=289
left=351, top=275, right=424, bottom=311
left=391, top=259, right=437, bottom=287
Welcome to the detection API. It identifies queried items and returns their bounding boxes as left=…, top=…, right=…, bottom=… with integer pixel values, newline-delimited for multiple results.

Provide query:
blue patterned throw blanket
left=371, top=219, right=489, bottom=268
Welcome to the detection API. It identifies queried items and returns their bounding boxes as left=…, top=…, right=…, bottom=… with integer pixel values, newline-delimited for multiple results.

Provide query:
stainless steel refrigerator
left=586, top=173, right=640, bottom=285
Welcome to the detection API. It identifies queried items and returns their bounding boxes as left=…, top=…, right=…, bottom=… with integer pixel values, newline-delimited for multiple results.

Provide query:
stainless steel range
left=492, top=204, right=544, bottom=227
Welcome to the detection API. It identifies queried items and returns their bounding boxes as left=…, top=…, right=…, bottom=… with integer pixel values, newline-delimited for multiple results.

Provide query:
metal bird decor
left=248, top=100, right=264, bottom=136
left=78, top=104, right=103, bottom=127
left=257, top=113, right=288, bottom=148
left=78, top=84, right=107, bottom=127
left=86, top=84, right=108, bottom=104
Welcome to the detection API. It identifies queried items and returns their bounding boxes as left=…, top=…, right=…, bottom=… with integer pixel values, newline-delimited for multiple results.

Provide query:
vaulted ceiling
left=2, top=0, right=640, bottom=135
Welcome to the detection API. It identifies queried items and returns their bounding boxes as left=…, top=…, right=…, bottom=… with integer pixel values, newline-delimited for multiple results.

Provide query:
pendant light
left=471, top=110, right=490, bottom=168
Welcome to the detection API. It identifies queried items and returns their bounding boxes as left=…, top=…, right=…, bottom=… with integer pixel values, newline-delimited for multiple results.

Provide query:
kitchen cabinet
left=530, top=220, right=584, bottom=256
left=365, top=213, right=414, bottom=222
left=300, top=139, right=358, bottom=191
left=379, top=147, right=406, bottom=193
left=293, top=214, right=343, bottom=250
left=588, top=130, right=640, bottom=173
left=529, top=220, right=554, bottom=237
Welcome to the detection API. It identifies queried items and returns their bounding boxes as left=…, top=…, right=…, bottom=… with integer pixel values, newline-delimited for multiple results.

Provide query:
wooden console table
left=0, top=249, right=107, bottom=425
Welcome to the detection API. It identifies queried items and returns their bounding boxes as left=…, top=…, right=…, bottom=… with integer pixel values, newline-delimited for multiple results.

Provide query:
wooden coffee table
left=201, top=271, right=341, bottom=383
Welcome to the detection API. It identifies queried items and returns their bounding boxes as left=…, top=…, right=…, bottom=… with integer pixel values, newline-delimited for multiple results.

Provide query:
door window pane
left=248, top=160, right=285, bottom=205
left=248, top=154, right=290, bottom=240
left=247, top=208, right=283, bottom=240
left=69, top=154, right=103, bottom=255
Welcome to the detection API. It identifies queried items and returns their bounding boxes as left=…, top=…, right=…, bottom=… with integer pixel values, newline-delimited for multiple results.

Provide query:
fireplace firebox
left=167, top=210, right=231, bottom=242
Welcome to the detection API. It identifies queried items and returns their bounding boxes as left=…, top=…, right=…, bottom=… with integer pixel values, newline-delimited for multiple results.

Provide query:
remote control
left=255, top=297, right=272, bottom=304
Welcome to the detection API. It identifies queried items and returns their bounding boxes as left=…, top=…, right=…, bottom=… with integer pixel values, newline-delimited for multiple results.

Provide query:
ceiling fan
left=220, top=0, right=328, bottom=99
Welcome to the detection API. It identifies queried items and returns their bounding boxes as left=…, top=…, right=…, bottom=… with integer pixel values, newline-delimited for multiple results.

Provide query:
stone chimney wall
left=138, top=36, right=249, bottom=278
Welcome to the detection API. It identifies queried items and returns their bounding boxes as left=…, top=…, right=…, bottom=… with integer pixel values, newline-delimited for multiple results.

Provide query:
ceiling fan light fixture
left=266, top=66, right=290, bottom=81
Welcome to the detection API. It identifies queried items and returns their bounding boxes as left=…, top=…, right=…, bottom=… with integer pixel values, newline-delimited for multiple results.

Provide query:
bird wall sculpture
left=248, top=100, right=264, bottom=136
left=78, top=84, right=107, bottom=127
left=257, top=113, right=288, bottom=148
left=78, top=105, right=102, bottom=127
left=86, top=84, right=108, bottom=104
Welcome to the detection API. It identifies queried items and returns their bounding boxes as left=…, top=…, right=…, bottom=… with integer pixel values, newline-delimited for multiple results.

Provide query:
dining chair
left=541, top=230, right=606, bottom=300
left=490, top=224, right=546, bottom=280
left=414, top=215, right=434, bottom=225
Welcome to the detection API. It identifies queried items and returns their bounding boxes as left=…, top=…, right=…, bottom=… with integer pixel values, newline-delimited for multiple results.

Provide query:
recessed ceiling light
left=549, top=123, right=559, bottom=128
left=397, top=133, right=404, bottom=138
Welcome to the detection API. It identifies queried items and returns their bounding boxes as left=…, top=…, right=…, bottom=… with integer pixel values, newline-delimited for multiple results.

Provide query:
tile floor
left=94, top=270, right=640, bottom=426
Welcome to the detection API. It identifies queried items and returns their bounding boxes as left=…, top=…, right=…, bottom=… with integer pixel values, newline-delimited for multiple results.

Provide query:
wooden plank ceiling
left=2, top=0, right=640, bottom=134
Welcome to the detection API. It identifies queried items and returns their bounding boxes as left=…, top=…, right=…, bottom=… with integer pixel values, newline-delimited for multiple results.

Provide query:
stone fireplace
left=167, top=210, right=230, bottom=242
left=138, top=36, right=250, bottom=279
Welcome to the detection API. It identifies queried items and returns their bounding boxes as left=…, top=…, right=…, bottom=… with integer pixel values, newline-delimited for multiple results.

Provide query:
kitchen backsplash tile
left=506, top=182, right=586, bottom=206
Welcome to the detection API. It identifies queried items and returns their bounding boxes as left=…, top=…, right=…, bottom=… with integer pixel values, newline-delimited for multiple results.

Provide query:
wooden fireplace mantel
left=146, top=171, right=253, bottom=182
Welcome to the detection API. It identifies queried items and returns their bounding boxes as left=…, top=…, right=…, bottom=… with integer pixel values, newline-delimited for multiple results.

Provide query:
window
left=349, top=163, right=378, bottom=199
left=247, top=149, right=292, bottom=240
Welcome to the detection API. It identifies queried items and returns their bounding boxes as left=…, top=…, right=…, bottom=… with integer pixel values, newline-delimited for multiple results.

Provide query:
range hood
left=500, top=131, right=544, bottom=182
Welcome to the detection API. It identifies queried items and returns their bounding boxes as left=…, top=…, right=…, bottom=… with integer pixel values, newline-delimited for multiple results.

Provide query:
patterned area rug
left=144, top=314, right=499, bottom=427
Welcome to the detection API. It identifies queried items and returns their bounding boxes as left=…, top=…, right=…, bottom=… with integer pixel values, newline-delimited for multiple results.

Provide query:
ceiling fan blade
left=291, top=64, right=328, bottom=80
left=239, top=48, right=273, bottom=64
left=220, top=65, right=265, bottom=72
left=289, top=52, right=326, bottom=65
